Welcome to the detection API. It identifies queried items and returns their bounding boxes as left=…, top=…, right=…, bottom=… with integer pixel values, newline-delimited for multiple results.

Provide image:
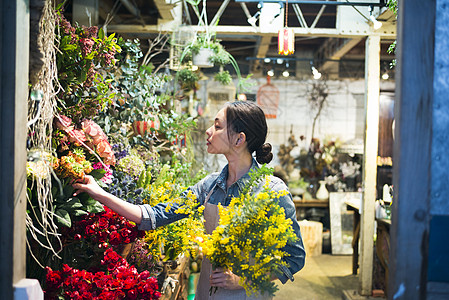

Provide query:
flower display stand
left=159, top=254, right=190, bottom=300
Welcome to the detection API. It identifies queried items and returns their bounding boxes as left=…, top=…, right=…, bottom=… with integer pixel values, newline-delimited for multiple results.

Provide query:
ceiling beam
left=211, top=0, right=231, bottom=27
left=98, top=0, right=124, bottom=24
left=154, top=0, right=176, bottom=20
left=235, top=0, right=386, bottom=7
left=107, top=24, right=396, bottom=38
left=251, top=35, right=273, bottom=73
left=317, top=37, right=363, bottom=71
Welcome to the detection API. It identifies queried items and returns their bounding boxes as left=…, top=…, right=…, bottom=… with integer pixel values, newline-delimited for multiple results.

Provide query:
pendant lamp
left=278, top=0, right=294, bottom=55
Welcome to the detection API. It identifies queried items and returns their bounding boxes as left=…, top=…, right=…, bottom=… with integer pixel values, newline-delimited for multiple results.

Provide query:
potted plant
left=177, top=67, right=200, bottom=91
left=176, top=0, right=250, bottom=93
left=213, top=69, right=232, bottom=86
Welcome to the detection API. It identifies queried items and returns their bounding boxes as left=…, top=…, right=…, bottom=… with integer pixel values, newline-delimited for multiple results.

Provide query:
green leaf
left=63, top=184, right=75, bottom=199
left=98, top=27, right=105, bottom=40
left=73, top=209, right=89, bottom=217
left=62, top=44, right=77, bottom=51
left=86, top=199, right=105, bottom=213
left=63, top=198, right=84, bottom=210
left=80, top=68, right=88, bottom=82
left=85, top=51, right=95, bottom=60
left=55, top=209, right=71, bottom=227
left=90, top=168, right=106, bottom=180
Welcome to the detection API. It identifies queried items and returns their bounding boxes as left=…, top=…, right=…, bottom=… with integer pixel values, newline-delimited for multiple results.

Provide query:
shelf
left=293, top=198, right=329, bottom=208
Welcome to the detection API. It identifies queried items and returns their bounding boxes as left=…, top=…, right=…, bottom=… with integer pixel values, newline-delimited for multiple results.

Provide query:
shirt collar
left=216, top=158, right=260, bottom=191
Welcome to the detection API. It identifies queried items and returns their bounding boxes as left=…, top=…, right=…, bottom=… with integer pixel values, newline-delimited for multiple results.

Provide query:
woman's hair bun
left=255, top=143, right=273, bottom=164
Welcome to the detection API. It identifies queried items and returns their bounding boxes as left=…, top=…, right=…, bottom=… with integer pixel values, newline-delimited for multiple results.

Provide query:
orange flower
left=97, top=139, right=116, bottom=166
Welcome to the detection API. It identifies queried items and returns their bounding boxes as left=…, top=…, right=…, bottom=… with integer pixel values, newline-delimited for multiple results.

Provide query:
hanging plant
left=177, top=68, right=200, bottom=91
left=214, top=70, right=232, bottom=85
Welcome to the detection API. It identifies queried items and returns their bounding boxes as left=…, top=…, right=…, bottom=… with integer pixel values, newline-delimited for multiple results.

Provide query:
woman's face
left=206, top=107, right=235, bottom=154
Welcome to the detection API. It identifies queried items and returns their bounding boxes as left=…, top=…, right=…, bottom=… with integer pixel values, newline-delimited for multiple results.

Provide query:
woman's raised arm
left=72, top=175, right=143, bottom=224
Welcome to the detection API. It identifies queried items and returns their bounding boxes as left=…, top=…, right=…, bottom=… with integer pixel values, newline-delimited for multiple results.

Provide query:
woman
left=73, top=101, right=306, bottom=300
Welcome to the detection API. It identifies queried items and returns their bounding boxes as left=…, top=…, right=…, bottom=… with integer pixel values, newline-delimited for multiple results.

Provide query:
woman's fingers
left=71, top=175, right=92, bottom=196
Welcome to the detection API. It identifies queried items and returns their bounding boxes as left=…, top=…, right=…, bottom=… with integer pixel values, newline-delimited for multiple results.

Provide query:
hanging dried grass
left=27, top=0, right=63, bottom=265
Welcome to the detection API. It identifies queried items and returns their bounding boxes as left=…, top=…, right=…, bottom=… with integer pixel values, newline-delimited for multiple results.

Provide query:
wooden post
left=0, top=0, right=29, bottom=298
left=360, top=33, right=380, bottom=296
left=389, top=0, right=435, bottom=299
left=427, top=0, right=449, bottom=297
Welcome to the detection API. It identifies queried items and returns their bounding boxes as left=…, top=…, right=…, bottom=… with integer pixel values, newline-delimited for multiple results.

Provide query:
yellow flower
left=201, top=165, right=298, bottom=297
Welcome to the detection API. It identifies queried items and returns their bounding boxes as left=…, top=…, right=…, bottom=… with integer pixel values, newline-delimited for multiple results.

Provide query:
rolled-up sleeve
left=137, top=176, right=209, bottom=231
left=138, top=204, right=157, bottom=230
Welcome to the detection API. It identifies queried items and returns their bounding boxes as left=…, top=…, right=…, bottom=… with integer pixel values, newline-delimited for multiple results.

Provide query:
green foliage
left=214, top=70, right=232, bottom=85
left=177, top=68, right=200, bottom=91
left=55, top=13, right=121, bottom=122
left=95, top=38, right=197, bottom=154
left=387, top=0, right=398, bottom=68
left=242, top=164, right=274, bottom=194
left=387, top=0, right=398, bottom=15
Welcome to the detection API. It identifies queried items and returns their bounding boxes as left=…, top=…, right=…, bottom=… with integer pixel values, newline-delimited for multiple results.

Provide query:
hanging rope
left=285, top=0, right=289, bottom=28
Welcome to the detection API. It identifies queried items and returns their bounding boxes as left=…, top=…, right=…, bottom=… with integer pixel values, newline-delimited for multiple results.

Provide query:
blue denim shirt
left=138, top=159, right=306, bottom=284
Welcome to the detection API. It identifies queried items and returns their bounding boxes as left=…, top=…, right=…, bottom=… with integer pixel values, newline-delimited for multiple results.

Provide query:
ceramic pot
left=316, top=180, right=329, bottom=200
left=132, top=117, right=160, bottom=136
left=192, top=48, right=214, bottom=68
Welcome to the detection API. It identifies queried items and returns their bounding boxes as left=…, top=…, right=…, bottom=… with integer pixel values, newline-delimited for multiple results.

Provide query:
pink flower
left=79, top=38, right=95, bottom=56
left=92, top=162, right=113, bottom=184
left=67, top=129, right=87, bottom=146
left=81, top=119, right=107, bottom=146
left=55, top=115, right=74, bottom=131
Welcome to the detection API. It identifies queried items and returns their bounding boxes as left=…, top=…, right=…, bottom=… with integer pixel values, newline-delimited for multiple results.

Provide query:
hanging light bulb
left=278, top=1, right=294, bottom=55
left=368, top=5, right=382, bottom=30
left=311, top=66, right=322, bottom=79
left=370, top=15, right=383, bottom=30
left=282, top=70, right=290, bottom=77
left=267, top=69, right=275, bottom=77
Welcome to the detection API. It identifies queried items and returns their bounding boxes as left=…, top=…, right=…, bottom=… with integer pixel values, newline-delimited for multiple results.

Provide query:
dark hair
left=225, top=101, right=273, bottom=164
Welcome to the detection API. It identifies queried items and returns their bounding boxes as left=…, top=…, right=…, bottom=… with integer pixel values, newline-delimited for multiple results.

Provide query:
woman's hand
left=72, top=175, right=143, bottom=224
left=72, top=175, right=106, bottom=201
left=210, top=268, right=244, bottom=290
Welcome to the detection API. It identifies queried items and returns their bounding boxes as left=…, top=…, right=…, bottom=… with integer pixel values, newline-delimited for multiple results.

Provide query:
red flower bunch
left=70, top=206, right=145, bottom=248
left=44, top=248, right=161, bottom=300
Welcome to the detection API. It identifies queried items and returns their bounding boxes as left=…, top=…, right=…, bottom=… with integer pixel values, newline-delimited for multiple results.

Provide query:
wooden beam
left=256, top=35, right=272, bottom=58
left=0, top=0, right=29, bottom=297
left=251, top=35, right=272, bottom=73
left=154, top=0, right=176, bottom=20
left=210, top=0, right=230, bottom=27
left=390, top=0, right=435, bottom=298
left=107, top=24, right=396, bottom=38
left=360, top=33, right=380, bottom=296
left=319, top=38, right=363, bottom=71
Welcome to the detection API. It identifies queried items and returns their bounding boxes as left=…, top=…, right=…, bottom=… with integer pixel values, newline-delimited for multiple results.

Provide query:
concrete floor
left=274, top=254, right=358, bottom=300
